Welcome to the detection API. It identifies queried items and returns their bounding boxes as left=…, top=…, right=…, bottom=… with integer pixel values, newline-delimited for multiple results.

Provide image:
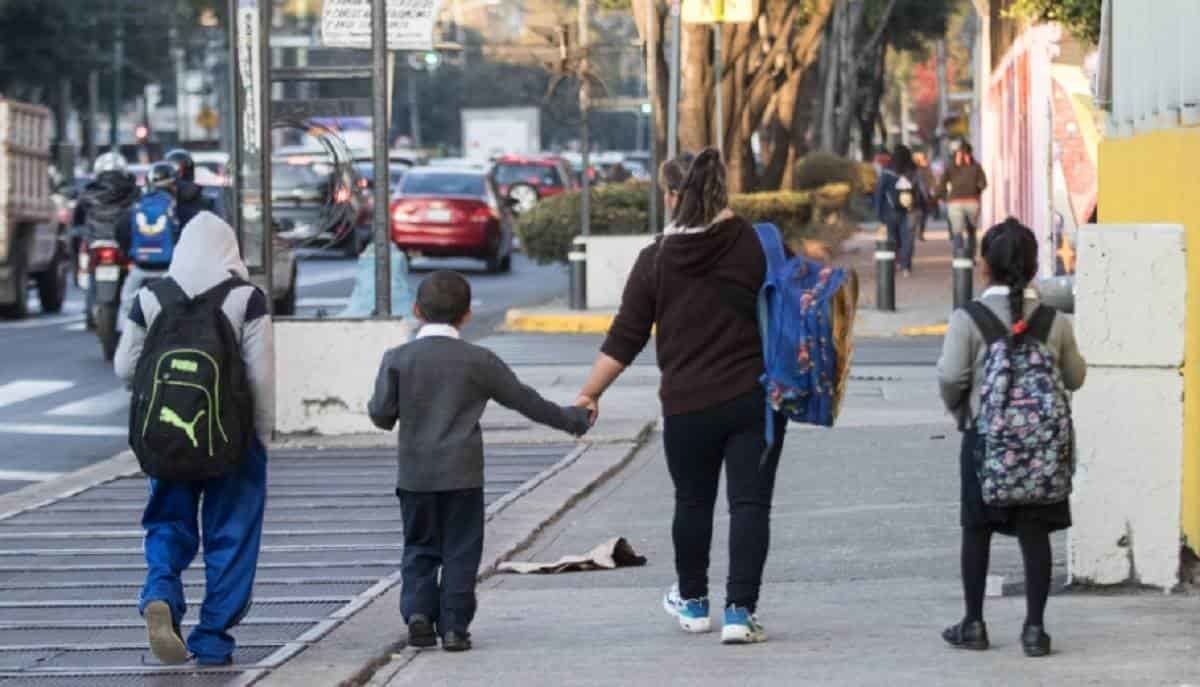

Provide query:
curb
left=897, top=323, right=948, bottom=337
left=503, top=308, right=615, bottom=335
left=0, top=450, right=139, bottom=522
left=253, top=424, right=653, bottom=687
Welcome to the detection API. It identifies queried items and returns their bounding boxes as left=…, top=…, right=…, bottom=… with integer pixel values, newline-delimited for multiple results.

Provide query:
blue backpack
left=754, top=223, right=853, bottom=448
left=130, top=190, right=180, bottom=267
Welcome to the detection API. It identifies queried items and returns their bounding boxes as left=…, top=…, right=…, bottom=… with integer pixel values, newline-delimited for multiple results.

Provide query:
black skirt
left=959, top=429, right=1072, bottom=535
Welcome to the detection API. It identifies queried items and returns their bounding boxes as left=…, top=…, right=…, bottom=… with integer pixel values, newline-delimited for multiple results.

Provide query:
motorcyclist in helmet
left=76, top=153, right=140, bottom=329
left=114, top=162, right=184, bottom=332
left=164, top=149, right=214, bottom=227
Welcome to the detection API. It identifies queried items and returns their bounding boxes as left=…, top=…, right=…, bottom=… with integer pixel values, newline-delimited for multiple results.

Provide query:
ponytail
left=671, top=148, right=728, bottom=229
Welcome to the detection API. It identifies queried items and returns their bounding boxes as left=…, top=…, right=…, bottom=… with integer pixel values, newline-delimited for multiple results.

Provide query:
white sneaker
left=662, top=583, right=712, bottom=633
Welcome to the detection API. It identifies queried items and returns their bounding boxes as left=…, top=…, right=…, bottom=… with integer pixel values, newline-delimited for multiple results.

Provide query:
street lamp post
left=111, top=0, right=124, bottom=150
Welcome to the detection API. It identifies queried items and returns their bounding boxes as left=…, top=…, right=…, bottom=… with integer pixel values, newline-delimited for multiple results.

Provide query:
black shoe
left=406, top=614, right=437, bottom=649
left=942, top=620, right=990, bottom=651
left=442, top=631, right=472, bottom=652
left=1021, top=625, right=1052, bottom=657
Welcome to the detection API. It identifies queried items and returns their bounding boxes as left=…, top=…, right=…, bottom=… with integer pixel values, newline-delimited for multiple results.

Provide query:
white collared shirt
left=980, top=285, right=1039, bottom=300
left=416, top=323, right=461, bottom=340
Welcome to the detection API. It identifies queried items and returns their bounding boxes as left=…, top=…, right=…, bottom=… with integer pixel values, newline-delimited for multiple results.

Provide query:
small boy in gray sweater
left=369, top=270, right=591, bottom=652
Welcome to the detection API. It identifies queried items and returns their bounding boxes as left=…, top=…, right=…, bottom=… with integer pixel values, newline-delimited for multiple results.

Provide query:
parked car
left=270, top=156, right=364, bottom=256
left=390, top=167, right=516, bottom=273
left=492, top=154, right=574, bottom=214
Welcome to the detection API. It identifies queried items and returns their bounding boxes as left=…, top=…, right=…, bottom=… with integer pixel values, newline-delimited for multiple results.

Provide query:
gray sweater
left=369, top=335, right=590, bottom=491
left=937, top=289, right=1087, bottom=427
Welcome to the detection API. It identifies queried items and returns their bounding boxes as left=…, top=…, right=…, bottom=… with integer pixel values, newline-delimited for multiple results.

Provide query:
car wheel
left=485, top=249, right=504, bottom=274
left=0, top=251, right=29, bottom=320
left=508, top=183, right=540, bottom=214
left=36, top=246, right=69, bottom=313
left=274, top=263, right=298, bottom=316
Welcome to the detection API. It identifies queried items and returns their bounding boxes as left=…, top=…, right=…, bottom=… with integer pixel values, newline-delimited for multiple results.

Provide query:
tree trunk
left=817, top=1, right=843, bottom=152
left=632, top=0, right=671, bottom=165
left=678, top=24, right=712, bottom=154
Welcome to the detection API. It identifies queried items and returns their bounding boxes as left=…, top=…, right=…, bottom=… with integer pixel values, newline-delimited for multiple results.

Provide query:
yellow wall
left=1099, top=127, right=1200, bottom=549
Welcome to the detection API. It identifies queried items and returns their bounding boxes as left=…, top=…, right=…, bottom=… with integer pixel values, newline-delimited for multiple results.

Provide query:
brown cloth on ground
left=497, top=537, right=647, bottom=574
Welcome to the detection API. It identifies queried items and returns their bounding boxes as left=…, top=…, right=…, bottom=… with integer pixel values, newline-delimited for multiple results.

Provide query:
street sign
left=682, top=0, right=755, bottom=23
left=321, top=0, right=444, bottom=51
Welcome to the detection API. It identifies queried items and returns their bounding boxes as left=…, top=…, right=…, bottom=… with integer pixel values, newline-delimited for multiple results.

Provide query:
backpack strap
left=197, top=274, right=252, bottom=309
left=148, top=277, right=190, bottom=313
left=753, top=223, right=788, bottom=464
left=1025, top=305, right=1056, bottom=344
left=753, top=222, right=788, bottom=275
left=963, top=301, right=1009, bottom=346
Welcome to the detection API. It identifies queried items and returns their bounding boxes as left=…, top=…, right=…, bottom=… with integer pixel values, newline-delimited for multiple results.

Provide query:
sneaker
left=406, top=614, right=437, bottom=649
left=721, top=606, right=766, bottom=644
left=662, top=584, right=712, bottom=633
left=144, top=600, right=190, bottom=665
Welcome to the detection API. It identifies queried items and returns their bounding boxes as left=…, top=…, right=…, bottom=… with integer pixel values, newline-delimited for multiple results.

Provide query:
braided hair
left=671, top=148, right=728, bottom=229
left=981, top=217, right=1039, bottom=333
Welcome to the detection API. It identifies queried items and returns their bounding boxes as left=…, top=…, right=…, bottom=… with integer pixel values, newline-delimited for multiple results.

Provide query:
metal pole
left=226, top=0, right=242, bottom=246
left=87, top=70, right=99, bottom=163
left=111, top=0, right=124, bottom=150
left=667, top=0, right=681, bottom=161
left=646, top=0, right=659, bottom=235
left=407, top=61, right=423, bottom=148
left=952, top=244, right=973, bottom=310
left=371, top=0, right=392, bottom=317
left=257, top=0, right=273, bottom=306
left=569, top=0, right=591, bottom=311
left=713, top=21, right=723, bottom=154
left=875, top=238, right=896, bottom=312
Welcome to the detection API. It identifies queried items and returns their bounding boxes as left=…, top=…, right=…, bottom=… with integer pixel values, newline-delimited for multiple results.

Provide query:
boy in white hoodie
left=115, top=211, right=275, bottom=666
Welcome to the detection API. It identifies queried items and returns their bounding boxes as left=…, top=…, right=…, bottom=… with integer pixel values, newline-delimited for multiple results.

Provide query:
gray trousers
left=947, top=201, right=980, bottom=258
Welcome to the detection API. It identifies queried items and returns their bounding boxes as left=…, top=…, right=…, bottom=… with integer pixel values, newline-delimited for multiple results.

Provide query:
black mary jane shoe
left=442, top=631, right=473, bottom=653
left=406, top=614, right=437, bottom=649
left=942, top=620, right=990, bottom=651
left=1021, top=625, right=1052, bottom=657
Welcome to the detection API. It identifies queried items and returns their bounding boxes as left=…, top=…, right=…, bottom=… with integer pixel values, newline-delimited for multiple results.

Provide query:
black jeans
left=396, top=488, right=484, bottom=636
left=662, top=389, right=786, bottom=612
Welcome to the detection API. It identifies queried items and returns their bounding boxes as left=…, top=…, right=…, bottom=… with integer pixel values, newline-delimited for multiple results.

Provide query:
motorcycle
left=88, top=239, right=128, bottom=361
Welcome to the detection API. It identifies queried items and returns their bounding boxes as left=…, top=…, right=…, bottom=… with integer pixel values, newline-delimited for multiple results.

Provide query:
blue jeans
left=397, top=488, right=484, bottom=636
left=139, top=437, right=268, bottom=663
left=886, top=213, right=915, bottom=271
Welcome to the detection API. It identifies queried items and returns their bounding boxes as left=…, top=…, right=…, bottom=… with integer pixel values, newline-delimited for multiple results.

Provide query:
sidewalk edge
left=503, top=308, right=615, bottom=334
left=0, top=450, right=139, bottom=522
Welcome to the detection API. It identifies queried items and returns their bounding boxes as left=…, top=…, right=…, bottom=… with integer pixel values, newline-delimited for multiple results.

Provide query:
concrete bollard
left=569, top=236, right=587, bottom=311
left=875, top=238, right=896, bottom=312
left=952, top=245, right=974, bottom=310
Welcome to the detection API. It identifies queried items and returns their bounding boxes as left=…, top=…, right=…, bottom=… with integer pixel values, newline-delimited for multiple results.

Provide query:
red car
left=492, top=155, right=575, bottom=214
left=391, top=167, right=516, bottom=273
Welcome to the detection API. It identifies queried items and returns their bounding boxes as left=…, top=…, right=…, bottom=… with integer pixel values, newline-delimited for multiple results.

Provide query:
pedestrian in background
left=940, top=141, right=988, bottom=260
left=368, top=271, right=592, bottom=653
left=936, top=218, right=1086, bottom=657
left=873, top=145, right=926, bottom=277
left=576, top=148, right=787, bottom=645
left=912, top=150, right=939, bottom=241
left=115, top=212, right=275, bottom=666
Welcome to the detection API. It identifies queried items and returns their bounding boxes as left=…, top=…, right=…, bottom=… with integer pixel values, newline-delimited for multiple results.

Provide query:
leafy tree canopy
left=1006, top=0, right=1102, bottom=45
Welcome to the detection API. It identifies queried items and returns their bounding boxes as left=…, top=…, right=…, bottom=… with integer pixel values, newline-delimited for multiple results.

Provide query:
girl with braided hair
left=936, top=218, right=1087, bottom=657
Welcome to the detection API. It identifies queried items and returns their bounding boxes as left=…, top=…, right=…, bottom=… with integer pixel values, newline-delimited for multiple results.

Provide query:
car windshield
left=273, top=164, right=321, bottom=190
left=401, top=172, right=485, bottom=197
left=495, top=163, right=560, bottom=187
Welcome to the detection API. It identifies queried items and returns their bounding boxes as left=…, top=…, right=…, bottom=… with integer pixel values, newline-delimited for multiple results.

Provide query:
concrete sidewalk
left=371, top=364, right=1200, bottom=687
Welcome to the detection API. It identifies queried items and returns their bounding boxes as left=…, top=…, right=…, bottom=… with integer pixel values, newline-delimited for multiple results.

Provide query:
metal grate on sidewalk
left=0, top=444, right=578, bottom=684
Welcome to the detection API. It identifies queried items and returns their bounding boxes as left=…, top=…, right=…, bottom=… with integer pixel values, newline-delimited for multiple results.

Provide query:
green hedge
left=518, top=183, right=861, bottom=264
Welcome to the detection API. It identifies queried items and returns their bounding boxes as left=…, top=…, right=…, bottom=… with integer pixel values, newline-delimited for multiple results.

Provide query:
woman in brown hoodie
left=575, top=149, right=785, bottom=645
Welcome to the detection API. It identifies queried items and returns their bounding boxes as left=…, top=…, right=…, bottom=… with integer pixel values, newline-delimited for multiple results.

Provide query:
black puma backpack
left=129, top=276, right=254, bottom=481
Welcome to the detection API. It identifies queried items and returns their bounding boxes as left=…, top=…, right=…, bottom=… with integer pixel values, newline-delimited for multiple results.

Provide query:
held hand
left=574, top=395, right=599, bottom=426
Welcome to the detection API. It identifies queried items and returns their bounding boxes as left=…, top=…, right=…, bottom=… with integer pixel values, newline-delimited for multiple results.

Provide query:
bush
left=517, top=183, right=855, bottom=264
left=794, top=152, right=875, bottom=194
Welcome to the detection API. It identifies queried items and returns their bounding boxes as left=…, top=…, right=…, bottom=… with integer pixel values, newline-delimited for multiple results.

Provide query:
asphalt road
left=0, top=251, right=567, bottom=496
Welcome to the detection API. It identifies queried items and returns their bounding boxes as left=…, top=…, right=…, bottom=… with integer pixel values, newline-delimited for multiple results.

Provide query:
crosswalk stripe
left=0, top=423, right=125, bottom=437
left=46, top=389, right=130, bottom=417
left=296, top=297, right=349, bottom=308
left=0, top=469, right=63, bottom=483
left=0, top=381, right=74, bottom=409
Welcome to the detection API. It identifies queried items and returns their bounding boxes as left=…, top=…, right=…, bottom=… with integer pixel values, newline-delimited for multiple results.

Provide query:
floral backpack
left=966, top=303, right=1074, bottom=506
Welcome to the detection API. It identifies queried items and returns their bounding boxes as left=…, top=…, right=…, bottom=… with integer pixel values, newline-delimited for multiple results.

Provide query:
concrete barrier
left=1070, top=224, right=1186, bottom=590
left=274, top=318, right=416, bottom=436
left=584, top=234, right=655, bottom=309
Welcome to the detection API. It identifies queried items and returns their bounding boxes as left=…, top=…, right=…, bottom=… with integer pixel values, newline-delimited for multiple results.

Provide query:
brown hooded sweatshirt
left=601, top=215, right=766, bottom=416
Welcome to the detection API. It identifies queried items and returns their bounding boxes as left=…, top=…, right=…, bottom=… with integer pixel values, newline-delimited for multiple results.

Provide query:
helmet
left=93, top=152, right=128, bottom=174
left=164, top=148, right=195, bottom=182
left=147, top=162, right=179, bottom=190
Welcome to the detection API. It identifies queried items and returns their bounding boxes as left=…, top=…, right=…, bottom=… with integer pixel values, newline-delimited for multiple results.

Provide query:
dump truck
left=0, top=99, right=69, bottom=319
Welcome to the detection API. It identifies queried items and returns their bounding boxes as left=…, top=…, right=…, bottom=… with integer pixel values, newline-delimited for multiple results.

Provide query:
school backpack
left=754, top=223, right=858, bottom=447
left=967, top=303, right=1074, bottom=507
left=129, top=276, right=254, bottom=481
left=130, top=190, right=180, bottom=267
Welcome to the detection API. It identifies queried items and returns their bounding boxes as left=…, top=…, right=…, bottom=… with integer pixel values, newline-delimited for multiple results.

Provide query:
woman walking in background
left=874, top=145, right=926, bottom=277
left=574, top=149, right=786, bottom=645
left=937, top=218, right=1087, bottom=657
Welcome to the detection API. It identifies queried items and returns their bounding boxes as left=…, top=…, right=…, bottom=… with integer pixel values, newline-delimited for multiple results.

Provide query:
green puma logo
left=159, top=407, right=206, bottom=449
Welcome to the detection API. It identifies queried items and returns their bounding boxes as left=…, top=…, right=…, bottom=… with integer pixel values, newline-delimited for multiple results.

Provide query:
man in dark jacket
left=77, top=153, right=141, bottom=328
left=165, top=149, right=214, bottom=227
left=939, top=142, right=988, bottom=259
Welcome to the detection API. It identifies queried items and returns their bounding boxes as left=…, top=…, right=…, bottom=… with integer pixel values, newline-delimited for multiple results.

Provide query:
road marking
left=0, top=313, right=85, bottom=331
left=47, top=389, right=129, bottom=417
left=0, top=381, right=74, bottom=409
left=0, top=422, right=125, bottom=437
left=296, top=268, right=359, bottom=288
left=64, top=321, right=87, bottom=332
left=0, top=469, right=63, bottom=483
left=296, top=297, right=349, bottom=308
